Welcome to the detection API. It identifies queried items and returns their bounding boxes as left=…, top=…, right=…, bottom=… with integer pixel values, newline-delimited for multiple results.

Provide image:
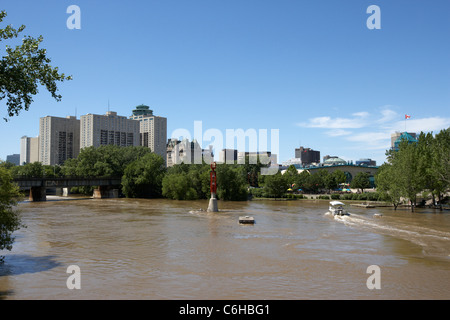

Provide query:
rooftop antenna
left=108, top=99, right=110, bottom=112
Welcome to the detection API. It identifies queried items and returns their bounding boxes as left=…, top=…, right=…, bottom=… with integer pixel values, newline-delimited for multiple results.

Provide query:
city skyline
left=1, top=0, right=449, bottom=164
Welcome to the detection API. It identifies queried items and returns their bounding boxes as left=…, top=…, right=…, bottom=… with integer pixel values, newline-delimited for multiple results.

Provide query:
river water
left=1, top=197, right=449, bottom=300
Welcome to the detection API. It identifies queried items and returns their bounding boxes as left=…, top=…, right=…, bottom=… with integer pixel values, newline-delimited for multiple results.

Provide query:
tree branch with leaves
left=0, top=10, right=72, bottom=121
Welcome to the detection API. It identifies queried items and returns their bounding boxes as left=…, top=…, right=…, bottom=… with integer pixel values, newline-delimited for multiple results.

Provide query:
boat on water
left=329, top=201, right=349, bottom=216
left=239, top=216, right=255, bottom=224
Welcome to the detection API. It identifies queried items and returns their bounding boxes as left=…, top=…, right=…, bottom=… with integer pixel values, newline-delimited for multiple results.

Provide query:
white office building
left=20, top=136, right=40, bottom=165
left=129, top=105, right=167, bottom=161
left=80, top=111, right=140, bottom=149
left=39, top=116, right=80, bottom=165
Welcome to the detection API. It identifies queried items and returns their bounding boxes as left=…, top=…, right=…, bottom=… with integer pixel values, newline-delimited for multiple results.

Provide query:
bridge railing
left=13, top=176, right=123, bottom=188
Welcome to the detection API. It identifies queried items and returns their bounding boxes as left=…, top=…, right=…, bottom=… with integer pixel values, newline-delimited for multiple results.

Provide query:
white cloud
left=346, top=132, right=388, bottom=142
left=352, top=111, right=370, bottom=118
left=378, top=108, right=398, bottom=123
left=345, top=132, right=390, bottom=150
left=325, top=129, right=352, bottom=137
left=297, top=109, right=449, bottom=158
left=389, top=117, right=450, bottom=134
left=298, top=112, right=368, bottom=129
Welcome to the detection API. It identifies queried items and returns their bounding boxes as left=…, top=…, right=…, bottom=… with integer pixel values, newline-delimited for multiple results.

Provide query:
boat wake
left=329, top=211, right=450, bottom=258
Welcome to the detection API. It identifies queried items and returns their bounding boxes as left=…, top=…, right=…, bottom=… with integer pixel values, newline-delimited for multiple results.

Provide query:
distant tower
left=130, top=104, right=167, bottom=162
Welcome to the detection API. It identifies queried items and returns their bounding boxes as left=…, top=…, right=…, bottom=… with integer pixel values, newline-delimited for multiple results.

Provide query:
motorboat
left=329, top=201, right=349, bottom=216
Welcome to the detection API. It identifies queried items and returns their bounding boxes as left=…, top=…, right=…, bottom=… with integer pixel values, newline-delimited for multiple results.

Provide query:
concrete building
left=391, top=132, right=417, bottom=151
left=356, top=158, right=376, bottom=166
left=219, top=149, right=238, bottom=164
left=166, top=138, right=213, bottom=166
left=166, top=138, right=181, bottom=167
left=20, top=136, right=39, bottom=165
left=39, top=116, right=80, bottom=165
left=322, top=156, right=347, bottom=166
left=80, top=111, right=139, bottom=149
left=6, top=154, right=20, bottom=165
left=237, top=151, right=275, bottom=165
left=295, top=146, right=320, bottom=166
left=129, top=105, right=167, bottom=161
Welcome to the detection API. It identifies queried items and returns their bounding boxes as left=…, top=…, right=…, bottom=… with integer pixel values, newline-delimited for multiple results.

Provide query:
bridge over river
left=13, top=176, right=122, bottom=201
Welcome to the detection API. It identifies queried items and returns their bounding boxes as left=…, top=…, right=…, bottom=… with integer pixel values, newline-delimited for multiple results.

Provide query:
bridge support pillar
left=93, top=186, right=118, bottom=199
left=29, top=187, right=46, bottom=202
left=63, top=187, right=71, bottom=197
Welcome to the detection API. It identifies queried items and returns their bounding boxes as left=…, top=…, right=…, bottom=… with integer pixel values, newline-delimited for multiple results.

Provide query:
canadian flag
left=405, top=114, right=411, bottom=119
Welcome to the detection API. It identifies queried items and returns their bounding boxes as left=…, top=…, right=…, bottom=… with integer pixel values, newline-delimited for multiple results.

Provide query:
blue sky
left=1, top=0, right=449, bottom=164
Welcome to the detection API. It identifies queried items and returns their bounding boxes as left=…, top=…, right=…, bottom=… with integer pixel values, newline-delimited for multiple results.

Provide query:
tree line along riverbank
left=1, top=128, right=449, bottom=211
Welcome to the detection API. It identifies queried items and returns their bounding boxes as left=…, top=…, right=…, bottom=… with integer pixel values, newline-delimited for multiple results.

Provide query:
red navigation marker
left=210, top=162, right=217, bottom=194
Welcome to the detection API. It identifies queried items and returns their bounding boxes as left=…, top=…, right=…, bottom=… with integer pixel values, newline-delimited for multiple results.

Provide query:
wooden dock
left=350, top=203, right=375, bottom=208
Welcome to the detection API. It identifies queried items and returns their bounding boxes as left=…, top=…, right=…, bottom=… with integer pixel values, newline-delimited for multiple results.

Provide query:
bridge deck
left=13, top=177, right=122, bottom=189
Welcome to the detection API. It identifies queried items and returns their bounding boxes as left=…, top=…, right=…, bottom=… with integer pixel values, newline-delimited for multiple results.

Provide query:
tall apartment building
left=80, top=111, right=139, bottom=149
left=20, top=136, right=39, bottom=165
left=295, top=146, right=320, bottom=166
left=39, top=116, right=80, bottom=165
left=129, top=105, right=167, bottom=160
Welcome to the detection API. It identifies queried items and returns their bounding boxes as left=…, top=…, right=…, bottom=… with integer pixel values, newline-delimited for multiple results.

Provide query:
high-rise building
left=129, top=105, right=167, bottom=160
left=219, top=149, right=238, bottom=164
left=166, top=138, right=213, bottom=166
left=6, top=154, right=20, bottom=166
left=80, top=111, right=139, bottom=149
left=295, top=146, right=320, bottom=166
left=39, top=116, right=80, bottom=165
left=20, top=136, right=39, bottom=165
left=390, top=132, right=417, bottom=151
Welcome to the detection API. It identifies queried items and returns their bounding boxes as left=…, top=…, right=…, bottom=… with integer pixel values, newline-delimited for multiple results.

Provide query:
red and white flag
left=405, top=114, right=411, bottom=119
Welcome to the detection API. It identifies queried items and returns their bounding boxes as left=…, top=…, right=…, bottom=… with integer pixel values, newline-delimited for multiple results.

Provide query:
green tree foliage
left=161, top=163, right=211, bottom=200
left=62, top=145, right=151, bottom=177
left=0, top=166, right=24, bottom=262
left=284, top=165, right=299, bottom=186
left=295, top=170, right=311, bottom=191
left=350, top=172, right=371, bottom=193
left=122, top=153, right=166, bottom=198
left=162, top=171, right=198, bottom=200
left=62, top=145, right=152, bottom=194
left=8, top=162, right=62, bottom=178
left=429, top=129, right=450, bottom=210
left=382, top=128, right=450, bottom=211
left=216, top=164, right=248, bottom=201
left=263, top=171, right=289, bottom=198
left=332, top=169, right=347, bottom=186
left=241, top=155, right=266, bottom=187
left=375, top=163, right=402, bottom=210
left=0, top=11, right=72, bottom=121
left=387, top=140, right=423, bottom=211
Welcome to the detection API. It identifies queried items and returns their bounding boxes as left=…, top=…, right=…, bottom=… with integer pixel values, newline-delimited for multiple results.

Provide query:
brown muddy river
left=1, top=197, right=449, bottom=300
